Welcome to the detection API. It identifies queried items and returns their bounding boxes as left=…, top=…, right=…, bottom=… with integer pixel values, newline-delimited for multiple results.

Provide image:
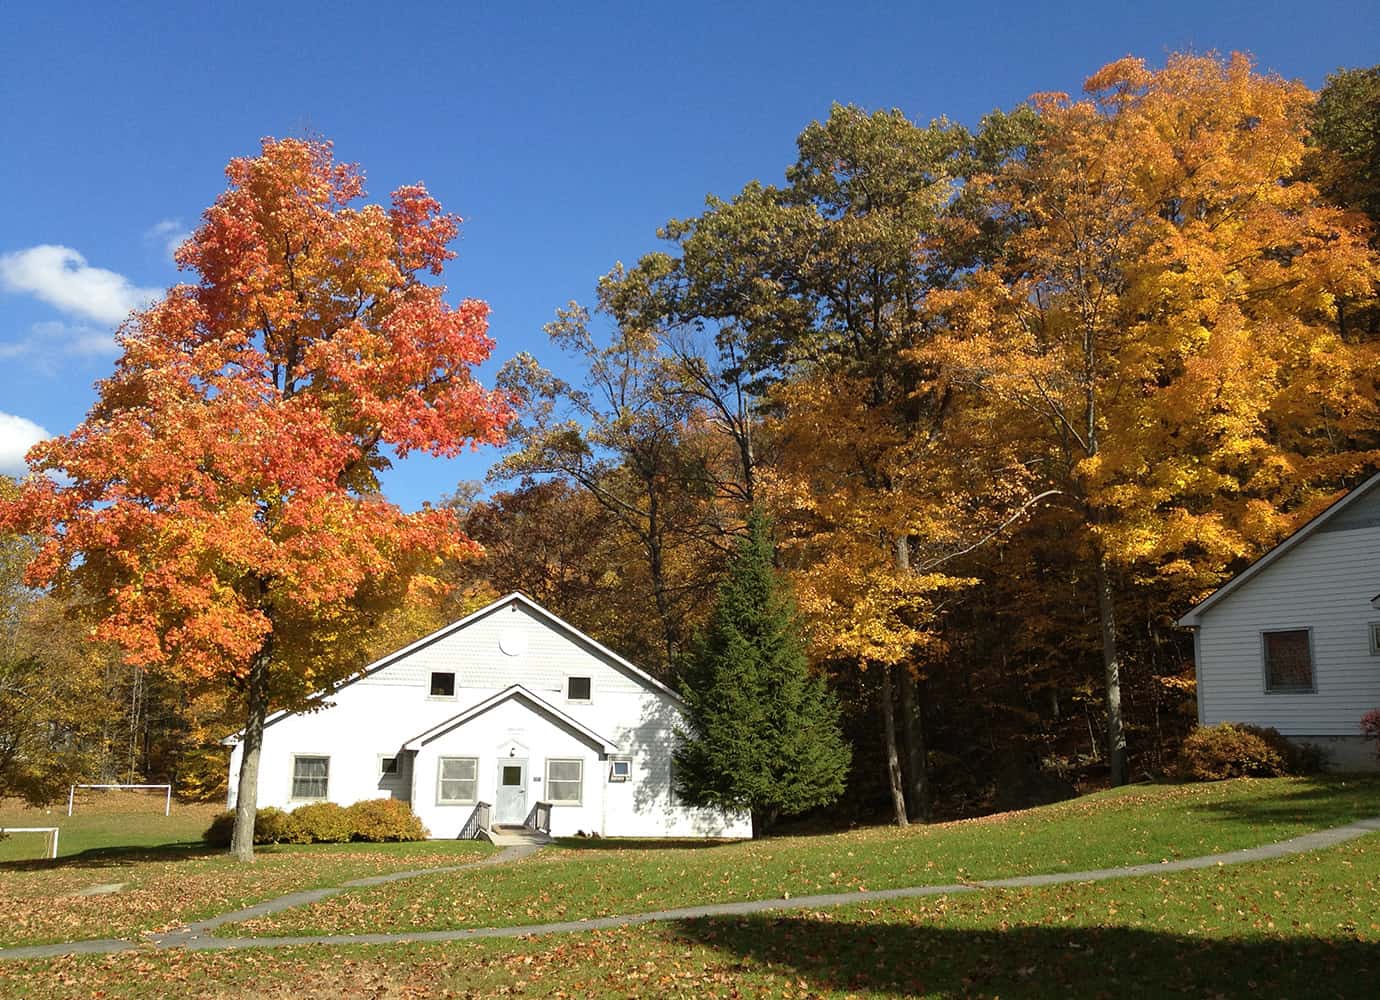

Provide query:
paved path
left=3, top=816, right=1378, bottom=962
left=0, top=844, right=540, bottom=963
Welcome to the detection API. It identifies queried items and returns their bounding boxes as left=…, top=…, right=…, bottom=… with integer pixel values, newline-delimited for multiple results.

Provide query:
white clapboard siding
left=225, top=593, right=752, bottom=839
left=1196, top=522, right=1380, bottom=736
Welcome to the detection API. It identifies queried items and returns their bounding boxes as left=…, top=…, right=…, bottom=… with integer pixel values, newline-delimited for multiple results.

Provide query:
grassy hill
left=1, top=776, right=1377, bottom=998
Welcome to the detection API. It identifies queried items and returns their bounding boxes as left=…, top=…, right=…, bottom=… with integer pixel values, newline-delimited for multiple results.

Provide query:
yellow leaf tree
left=928, top=53, right=1380, bottom=784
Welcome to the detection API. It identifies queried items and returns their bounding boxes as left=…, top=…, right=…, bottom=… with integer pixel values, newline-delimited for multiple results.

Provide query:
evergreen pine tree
left=673, top=509, right=850, bottom=834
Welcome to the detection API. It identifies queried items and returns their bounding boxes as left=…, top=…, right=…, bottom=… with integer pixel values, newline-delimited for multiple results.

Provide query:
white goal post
left=67, top=783, right=173, bottom=817
left=0, top=827, right=59, bottom=859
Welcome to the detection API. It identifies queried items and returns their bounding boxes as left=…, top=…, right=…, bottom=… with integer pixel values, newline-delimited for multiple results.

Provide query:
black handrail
left=524, top=800, right=552, bottom=834
left=459, top=801, right=492, bottom=840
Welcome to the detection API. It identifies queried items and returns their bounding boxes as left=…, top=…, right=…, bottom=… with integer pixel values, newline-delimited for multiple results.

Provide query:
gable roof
left=402, top=683, right=621, bottom=753
left=1177, top=472, right=1380, bottom=628
left=222, top=591, right=680, bottom=745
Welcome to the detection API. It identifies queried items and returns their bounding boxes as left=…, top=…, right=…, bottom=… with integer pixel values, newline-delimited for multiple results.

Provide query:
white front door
left=495, top=758, right=528, bottom=825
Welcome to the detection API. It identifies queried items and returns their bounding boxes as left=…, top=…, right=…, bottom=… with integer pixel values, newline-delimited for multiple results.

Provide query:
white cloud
left=0, top=244, right=160, bottom=326
left=31, top=319, right=119, bottom=356
left=0, top=412, right=49, bottom=476
left=0, top=320, right=119, bottom=369
left=145, top=219, right=192, bottom=262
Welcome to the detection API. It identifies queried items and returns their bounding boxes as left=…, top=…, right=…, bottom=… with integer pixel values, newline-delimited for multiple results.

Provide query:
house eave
left=220, top=591, right=676, bottom=744
left=1176, top=471, right=1380, bottom=629
left=402, top=683, right=622, bottom=754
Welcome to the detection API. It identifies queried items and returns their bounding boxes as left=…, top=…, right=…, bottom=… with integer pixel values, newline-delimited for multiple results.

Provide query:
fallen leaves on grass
left=5, top=837, right=1380, bottom=999
left=222, top=777, right=1380, bottom=940
left=0, top=846, right=493, bottom=948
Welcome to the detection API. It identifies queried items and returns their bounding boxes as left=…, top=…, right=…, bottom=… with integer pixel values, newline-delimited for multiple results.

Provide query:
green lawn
left=0, top=798, right=495, bottom=948
left=0, top=797, right=219, bottom=862
left=3, top=775, right=1377, bottom=997
left=224, top=775, right=1380, bottom=938
left=5, top=826, right=1378, bottom=998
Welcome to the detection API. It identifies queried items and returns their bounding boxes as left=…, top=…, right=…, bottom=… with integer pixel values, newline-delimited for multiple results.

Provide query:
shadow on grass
left=672, top=913, right=1380, bottom=998
left=1192, top=776, right=1380, bottom=828
left=0, top=841, right=215, bottom=873
left=0, top=836, right=498, bottom=873
left=551, top=837, right=736, bottom=851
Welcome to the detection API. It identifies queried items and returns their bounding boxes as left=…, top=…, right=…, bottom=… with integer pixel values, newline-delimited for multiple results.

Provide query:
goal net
left=67, top=783, right=173, bottom=817
left=0, top=827, right=60, bottom=860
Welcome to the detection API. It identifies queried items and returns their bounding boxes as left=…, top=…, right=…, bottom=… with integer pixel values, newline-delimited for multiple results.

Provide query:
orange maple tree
left=0, top=138, right=511, bottom=860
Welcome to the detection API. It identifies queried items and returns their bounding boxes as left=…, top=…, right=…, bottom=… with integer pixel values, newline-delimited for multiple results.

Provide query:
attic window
left=567, top=676, right=592, bottom=702
left=1263, top=629, right=1314, bottom=692
left=430, top=672, right=456, bottom=698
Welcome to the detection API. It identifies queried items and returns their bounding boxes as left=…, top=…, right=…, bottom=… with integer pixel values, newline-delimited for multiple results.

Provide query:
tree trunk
left=751, top=805, right=778, bottom=839
left=879, top=663, right=909, bottom=827
left=643, top=488, right=679, bottom=667
left=898, top=666, right=930, bottom=823
left=891, top=533, right=928, bottom=822
left=737, top=409, right=756, bottom=509
left=230, top=645, right=271, bottom=862
left=1095, top=554, right=1128, bottom=786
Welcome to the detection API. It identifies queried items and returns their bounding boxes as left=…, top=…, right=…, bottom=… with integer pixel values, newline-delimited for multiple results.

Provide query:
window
left=379, top=755, right=399, bottom=776
left=609, top=756, right=631, bottom=782
left=566, top=676, right=592, bottom=702
left=430, top=671, right=456, bottom=697
left=291, top=755, right=329, bottom=800
left=1370, top=623, right=1380, bottom=656
left=546, top=758, right=583, bottom=804
left=437, top=756, right=478, bottom=804
left=1263, top=629, right=1314, bottom=692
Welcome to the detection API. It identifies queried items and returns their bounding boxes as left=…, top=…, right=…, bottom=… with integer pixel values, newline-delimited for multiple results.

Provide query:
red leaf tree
left=0, top=138, right=511, bottom=860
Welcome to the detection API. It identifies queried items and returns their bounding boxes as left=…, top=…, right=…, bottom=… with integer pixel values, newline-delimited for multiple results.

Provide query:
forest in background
left=4, top=53, right=1378, bottom=825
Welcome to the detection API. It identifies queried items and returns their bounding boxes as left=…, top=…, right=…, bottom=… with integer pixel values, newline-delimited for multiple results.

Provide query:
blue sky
left=2, top=1, right=1376, bottom=508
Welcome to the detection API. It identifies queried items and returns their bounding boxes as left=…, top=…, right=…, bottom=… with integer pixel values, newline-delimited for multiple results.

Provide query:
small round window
left=498, top=628, right=528, bottom=657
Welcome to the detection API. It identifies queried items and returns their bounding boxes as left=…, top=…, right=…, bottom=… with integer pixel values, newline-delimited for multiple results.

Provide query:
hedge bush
left=1175, top=723, right=1325, bottom=781
left=292, top=801, right=354, bottom=843
left=345, top=798, right=429, bottom=841
left=1362, top=709, right=1380, bottom=761
left=258, top=806, right=308, bottom=843
left=203, top=806, right=303, bottom=847
left=203, top=800, right=429, bottom=846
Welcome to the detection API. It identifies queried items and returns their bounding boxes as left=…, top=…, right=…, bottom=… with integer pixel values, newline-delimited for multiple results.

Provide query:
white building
left=1178, top=474, right=1380, bottom=770
left=225, top=593, right=752, bottom=839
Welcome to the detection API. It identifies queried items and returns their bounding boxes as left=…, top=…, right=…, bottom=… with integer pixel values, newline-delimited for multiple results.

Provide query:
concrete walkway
left=2, top=816, right=1378, bottom=962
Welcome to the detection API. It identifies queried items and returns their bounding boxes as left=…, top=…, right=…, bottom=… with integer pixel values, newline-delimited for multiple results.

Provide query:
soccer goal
left=67, top=783, right=173, bottom=817
left=0, top=827, right=59, bottom=859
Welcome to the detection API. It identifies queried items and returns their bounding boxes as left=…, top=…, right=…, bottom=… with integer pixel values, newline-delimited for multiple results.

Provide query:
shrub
left=292, top=801, right=353, bottom=843
left=203, top=811, right=234, bottom=847
left=1238, top=724, right=1328, bottom=774
left=1362, top=709, right=1380, bottom=761
left=203, top=800, right=429, bottom=845
left=202, top=806, right=303, bottom=846
left=1175, top=723, right=1324, bottom=781
left=256, top=806, right=306, bottom=843
left=345, top=798, right=429, bottom=841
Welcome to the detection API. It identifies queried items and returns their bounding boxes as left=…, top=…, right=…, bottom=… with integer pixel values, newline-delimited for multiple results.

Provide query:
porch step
left=485, top=825, right=552, bottom=847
